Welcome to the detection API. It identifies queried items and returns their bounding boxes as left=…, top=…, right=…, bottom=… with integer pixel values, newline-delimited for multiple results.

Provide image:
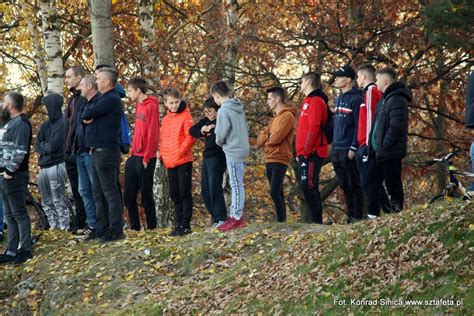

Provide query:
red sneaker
left=219, top=217, right=247, bottom=232
left=218, top=217, right=237, bottom=231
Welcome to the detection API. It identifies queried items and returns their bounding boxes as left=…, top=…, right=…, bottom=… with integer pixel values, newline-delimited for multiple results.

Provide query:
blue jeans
left=77, top=152, right=96, bottom=229
left=227, top=161, right=246, bottom=220
left=470, top=142, right=474, bottom=191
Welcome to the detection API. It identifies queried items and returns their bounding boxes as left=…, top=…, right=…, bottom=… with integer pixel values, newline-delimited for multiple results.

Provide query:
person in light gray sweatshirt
left=212, top=81, right=250, bottom=232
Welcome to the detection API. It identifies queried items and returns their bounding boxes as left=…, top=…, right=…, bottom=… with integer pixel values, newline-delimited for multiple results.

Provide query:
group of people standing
left=0, top=62, right=411, bottom=265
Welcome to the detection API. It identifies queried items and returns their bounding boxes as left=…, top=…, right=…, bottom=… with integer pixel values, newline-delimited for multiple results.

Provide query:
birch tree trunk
left=138, top=0, right=174, bottom=228
left=40, top=0, right=63, bottom=94
left=88, top=0, right=115, bottom=67
left=224, top=0, right=240, bottom=93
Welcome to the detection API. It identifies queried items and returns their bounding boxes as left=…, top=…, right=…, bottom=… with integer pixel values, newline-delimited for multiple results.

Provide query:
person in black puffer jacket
left=36, top=93, right=71, bottom=231
left=367, top=68, right=412, bottom=216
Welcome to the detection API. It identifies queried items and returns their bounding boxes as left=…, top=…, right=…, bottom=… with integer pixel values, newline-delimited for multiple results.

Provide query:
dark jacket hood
left=308, top=88, right=329, bottom=104
left=176, top=100, right=187, bottom=113
left=383, top=82, right=413, bottom=103
left=43, top=94, right=64, bottom=121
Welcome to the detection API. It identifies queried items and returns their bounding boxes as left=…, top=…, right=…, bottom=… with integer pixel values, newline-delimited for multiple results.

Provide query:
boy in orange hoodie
left=257, top=87, right=296, bottom=222
left=160, top=88, right=196, bottom=236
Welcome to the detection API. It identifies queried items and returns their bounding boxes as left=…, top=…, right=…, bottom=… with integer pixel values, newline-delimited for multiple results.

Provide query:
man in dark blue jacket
left=331, top=65, right=364, bottom=223
left=368, top=68, right=411, bottom=215
left=82, top=67, right=124, bottom=242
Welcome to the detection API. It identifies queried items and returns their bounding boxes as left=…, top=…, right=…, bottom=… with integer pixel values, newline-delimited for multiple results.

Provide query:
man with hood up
left=212, top=80, right=250, bottom=232
left=257, top=86, right=296, bottom=222
left=36, top=93, right=70, bottom=231
left=368, top=67, right=411, bottom=215
left=331, top=65, right=364, bottom=223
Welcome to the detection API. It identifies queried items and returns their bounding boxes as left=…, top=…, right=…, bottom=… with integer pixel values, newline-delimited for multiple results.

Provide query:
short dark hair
left=210, top=81, right=230, bottom=97
left=99, top=67, right=119, bottom=86
left=302, top=72, right=321, bottom=89
left=357, top=64, right=376, bottom=81
left=203, top=97, right=219, bottom=111
left=69, top=65, right=86, bottom=77
left=266, top=86, right=286, bottom=103
left=6, top=91, right=25, bottom=111
left=128, top=77, right=148, bottom=94
left=376, top=67, right=397, bottom=81
left=163, top=87, right=181, bottom=99
left=95, top=64, right=112, bottom=70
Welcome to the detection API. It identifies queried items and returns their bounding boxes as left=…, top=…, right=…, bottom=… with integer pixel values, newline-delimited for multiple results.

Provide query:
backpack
left=321, top=103, right=334, bottom=145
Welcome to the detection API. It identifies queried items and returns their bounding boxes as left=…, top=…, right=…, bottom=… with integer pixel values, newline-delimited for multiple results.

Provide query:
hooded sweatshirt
left=295, top=89, right=329, bottom=158
left=370, top=82, right=412, bottom=161
left=257, top=105, right=297, bottom=166
left=0, top=113, right=32, bottom=176
left=36, top=94, right=66, bottom=168
left=214, top=98, right=250, bottom=163
left=130, top=95, right=160, bottom=164
left=160, top=101, right=195, bottom=169
left=332, top=87, right=363, bottom=152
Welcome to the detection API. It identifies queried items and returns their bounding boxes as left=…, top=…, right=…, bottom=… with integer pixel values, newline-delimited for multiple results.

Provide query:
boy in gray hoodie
left=211, top=81, right=250, bottom=231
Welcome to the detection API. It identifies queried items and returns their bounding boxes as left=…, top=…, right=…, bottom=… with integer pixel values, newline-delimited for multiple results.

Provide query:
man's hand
left=83, top=119, right=94, bottom=124
left=143, top=161, right=148, bottom=169
left=201, top=124, right=216, bottom=134
left=348, top=150, right=356, bottom=160
left=3, top=173, right=12, bottom=179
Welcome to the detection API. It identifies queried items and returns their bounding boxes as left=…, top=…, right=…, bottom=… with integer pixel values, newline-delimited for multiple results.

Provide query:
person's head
left=96, top=67, right=118, bottom=93
left=332, top=65, right=356, bottom=91
left=210, top=81, right=231, bottom=106
left=375, top=67, right=397, bottom=93
left=163, top=87, right=181, bottom=112
left=356, top=64, right=376, bottom=89
left=3, top=91, right=25, bottom=116
left=203, top=97, right=218, bottom=121
left=94, top=64, right=112, bottom=76
left=300, top=72, right=321, bottom=96
left=79, top=75, right=98, bottom=100
left=127, top=77, right=148, bottom=102
left=266, top=86, right=285, bottom=112
left=65, top=65, right=86, bottom=90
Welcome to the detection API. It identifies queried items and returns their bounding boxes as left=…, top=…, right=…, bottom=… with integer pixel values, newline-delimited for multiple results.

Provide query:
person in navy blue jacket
left=82, top=67, right=124, bottom=242
left=331, top=65, right=364, bottom=223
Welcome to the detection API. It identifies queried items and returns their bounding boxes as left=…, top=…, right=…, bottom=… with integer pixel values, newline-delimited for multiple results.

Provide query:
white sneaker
left=367, top=214, right=377, bottom=220
left=212, top=221, right=226, bottom=228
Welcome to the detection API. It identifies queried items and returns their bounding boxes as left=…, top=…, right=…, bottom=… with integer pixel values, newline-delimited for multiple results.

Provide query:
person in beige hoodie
left=257, top=87, right=296, bottom=222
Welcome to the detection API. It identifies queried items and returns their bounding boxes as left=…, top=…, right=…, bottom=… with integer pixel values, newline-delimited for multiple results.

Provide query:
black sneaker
left=169, top=226, right=182, bottom=237
left=99, top=231, right=125, bottom=243
left=180, top=228, right=192, bottom=236
left=85, top=230, right=100, bottom=241
left=14, top=249, right=32, bottom=264
left=0, top=252, right=15, bottom=264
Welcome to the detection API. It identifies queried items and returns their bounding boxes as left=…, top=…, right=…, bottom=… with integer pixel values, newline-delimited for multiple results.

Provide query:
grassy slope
left=0, top=201, right=472, bottom=315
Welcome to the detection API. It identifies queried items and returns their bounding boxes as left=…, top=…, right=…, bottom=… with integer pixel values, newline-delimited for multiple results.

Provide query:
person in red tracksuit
left=295, top=72, right=329, bottom=224
left=355, top=65, right=390, bottom=218
left=124, top=77, right=160, bottom=231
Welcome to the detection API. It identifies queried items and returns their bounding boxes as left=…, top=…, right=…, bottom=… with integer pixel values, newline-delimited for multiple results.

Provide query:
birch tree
left=40, top=0, right=63, bottom=94
left=88, top=0, right=115, bottom=66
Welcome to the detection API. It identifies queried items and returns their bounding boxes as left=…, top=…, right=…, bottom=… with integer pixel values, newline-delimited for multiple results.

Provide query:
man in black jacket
left=36, top=93, right=70, bottom=231
left=64, top=65, right=87, bottom=231
left=82, top=67, right=124, bottom=242
left=0, top=91, right=33, bottom=264
left=368, top=68, right=411, bottom=216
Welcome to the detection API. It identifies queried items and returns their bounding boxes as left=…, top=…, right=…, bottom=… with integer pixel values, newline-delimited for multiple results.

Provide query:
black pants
left=366, top=158, right=404, bottom=216
left=168, top=162, right=193, bottom=229
left=331, top=149, right=364, bottom=221
left=91, top=147, right=123, bottom=235
left=266, top=162, right=288, bottom=222
left=201, top=156, right=227, bottom=223
left=298, top=154, right=324, bottom=224
left=124, top=155, right=157, bottom=231
left=356, top=146, right=391, bottom=215
left=0, top=172, right=31, bottom=253
left=65, top=157, right=86, bottom=229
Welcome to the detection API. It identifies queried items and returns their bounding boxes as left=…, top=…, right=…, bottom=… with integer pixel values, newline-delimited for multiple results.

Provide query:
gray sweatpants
left=39, top=163, right=70, bottom=230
